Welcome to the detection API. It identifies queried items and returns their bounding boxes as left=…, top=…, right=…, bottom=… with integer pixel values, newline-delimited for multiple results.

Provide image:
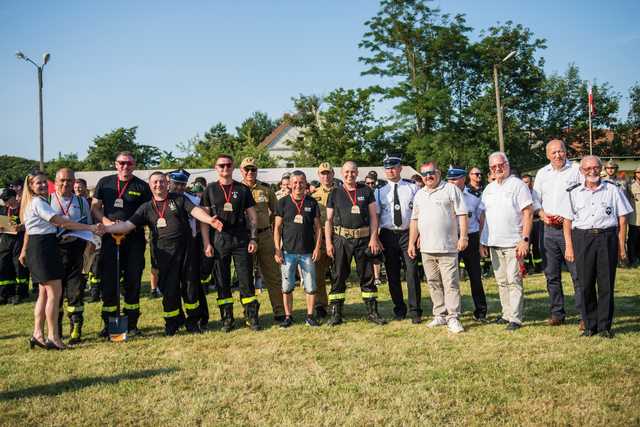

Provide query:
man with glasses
left=376, top=155, right=421, bottom=323
left=628, top=167, right=640, bottom=267
left=532, top=140, right=583, bottom=328
left=240, top=157, right=285, bottom=323
left=200, top=155, right=261, bottom=332
left=92, top=151, right=151, bottom=337
left=561, top=156, right=632, bottom=338
left=310, top=162, right=335, bottom=319
left=467, top=167, right=484, bottom=197
left=325, top=161, right=386, bottom=325
left=408, top=162, right=467, bottom=333
left=480, top=152, right=533, bottom=331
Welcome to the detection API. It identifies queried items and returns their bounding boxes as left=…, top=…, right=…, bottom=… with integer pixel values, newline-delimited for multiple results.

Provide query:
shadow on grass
left=0, top=367, right=179, bottom=401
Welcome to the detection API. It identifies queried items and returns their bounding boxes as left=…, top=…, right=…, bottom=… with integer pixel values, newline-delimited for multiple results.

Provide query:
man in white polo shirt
left=408, top=162, right=468, bottom=333
left=480, top=152, right=533, bottom=331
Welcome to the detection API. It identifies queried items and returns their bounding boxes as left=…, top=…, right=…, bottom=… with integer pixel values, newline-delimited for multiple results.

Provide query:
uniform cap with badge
left=318, top=162, right=333, bottom=173
left=446, top=167, right=466, bottom=180
left=383, top=154, right=402, bottom=169
left=240, top=157, right=257, bottom=170
left=168, top=169, right=190, bottom=183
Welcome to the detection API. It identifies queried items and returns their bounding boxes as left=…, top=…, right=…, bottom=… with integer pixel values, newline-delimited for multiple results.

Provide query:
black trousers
left=527, top=221, right=543, bottom=271
left=154, top=236, right=201, bottom=326
left=58, top=239, right=87, bottom=320
left=543, top=225, right=582, bottom=319
left=213, top=231, right=255, bottom=309
left=572, top=228, right=618, bottom=333
left=628, top=224, right=640, bottom=265
left=100, top=232, right=146, bottom=327
left=329, top=235, right=377, bottom=302
left=192, top=233, right=209, bottom=325
left=0, top=234, right=29, bottom=300
left=459, top=231, right=487, bottom=318
left=380, top=229, right=421, bottom=317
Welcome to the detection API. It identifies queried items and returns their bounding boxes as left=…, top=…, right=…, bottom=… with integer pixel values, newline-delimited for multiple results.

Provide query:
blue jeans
left=281, top=252, right=316, bottom=294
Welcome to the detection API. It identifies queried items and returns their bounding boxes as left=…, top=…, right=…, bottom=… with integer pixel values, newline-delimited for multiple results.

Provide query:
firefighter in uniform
left=325, top=161, right=386, bottom=325
left=92, top=152, right=151, bottom=336
left=74, top=178, right=101, bottom=302
left=0, top=189, right=29, bottom=305
left=240, top=157, right=285, bottom=322
left=561, top=155, right=632, bottom=338
left=105, top=171, right=222, bottom=335
left=49, top=168, right=92, bottom=344
left=200, top=154, right=261, bottom=332
left=310, top=162, right=335, bottom=319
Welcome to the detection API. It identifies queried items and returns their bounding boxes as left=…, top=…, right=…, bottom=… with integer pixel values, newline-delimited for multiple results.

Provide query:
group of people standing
left=3, top=139, right=637, bottom=349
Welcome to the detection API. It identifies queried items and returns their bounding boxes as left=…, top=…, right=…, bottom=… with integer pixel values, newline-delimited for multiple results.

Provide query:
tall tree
left=0, top=155, right=38, bottom=187
left=45, top=153, right=85, bottom=177
left=84, top=127, right=161, bottom=170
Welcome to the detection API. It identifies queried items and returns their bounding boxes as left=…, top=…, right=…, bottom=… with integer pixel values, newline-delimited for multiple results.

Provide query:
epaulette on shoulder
left=566, top=183, right=581, bottom=192
left=401, top=178, right=415, bottom=184
left=602, top=179, right=618, bottom=187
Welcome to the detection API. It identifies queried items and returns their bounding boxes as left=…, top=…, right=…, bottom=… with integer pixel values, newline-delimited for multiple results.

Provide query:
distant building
left=259, top=122, right=303, bottom=167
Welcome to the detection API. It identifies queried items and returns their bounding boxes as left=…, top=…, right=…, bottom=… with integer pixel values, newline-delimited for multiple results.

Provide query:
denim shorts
left=281, top=252, right=317, bottom=294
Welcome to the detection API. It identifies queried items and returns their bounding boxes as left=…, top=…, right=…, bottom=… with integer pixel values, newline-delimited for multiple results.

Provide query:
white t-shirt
left=480, top=176, right=533, bottom=247
left=411, top=181, right=467, bottom=253
left=24, top=196, right=58, bottom=235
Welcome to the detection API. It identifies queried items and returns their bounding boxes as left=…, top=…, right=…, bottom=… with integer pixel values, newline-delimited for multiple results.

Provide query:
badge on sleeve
left=605, top=206, right=612, bottom=215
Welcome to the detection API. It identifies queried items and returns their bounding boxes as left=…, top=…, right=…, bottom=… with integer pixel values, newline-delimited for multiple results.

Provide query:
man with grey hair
left=480, top=152, right=533, bottom=331
left=560, top=155, right=632, bottom=338
left=533, top=139, right=584, bottom=329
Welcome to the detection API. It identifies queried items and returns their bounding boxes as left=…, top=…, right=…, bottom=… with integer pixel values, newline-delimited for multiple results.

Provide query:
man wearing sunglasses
left=467, top=167, right=484, bottom=197
left=200, top=154, right=261, bottom=332
left=408, top=162, right=467, bottom=333
left=92, top=151, right=151, bottom=337
left=480, top=152, right=533, bottom=331
left=240, top=157, right=285, bottom=323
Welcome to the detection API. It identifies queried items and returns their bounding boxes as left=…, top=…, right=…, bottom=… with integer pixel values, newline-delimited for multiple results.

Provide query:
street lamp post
left=493, top=50, right=516, bottom=153
left=16, top=51, right=51, bottom=172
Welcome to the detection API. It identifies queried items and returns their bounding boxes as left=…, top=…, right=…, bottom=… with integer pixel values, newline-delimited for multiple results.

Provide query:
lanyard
left=152, top=198, right=168, bottom=220
left=219, top=182, right=233, bottom=204
left=290, top=194, right=304, bottom=215
left=343, top=186, right=358, bottom=206
left=116, top=179, right=130, bottom=199
left=54, top=193, right=74, bottom=217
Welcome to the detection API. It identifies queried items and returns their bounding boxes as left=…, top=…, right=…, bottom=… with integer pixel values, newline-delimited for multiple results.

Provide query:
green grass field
left=1, top=268, right=639, bottom=426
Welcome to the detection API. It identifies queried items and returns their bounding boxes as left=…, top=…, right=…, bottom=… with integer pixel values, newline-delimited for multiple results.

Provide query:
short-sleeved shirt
left=129, top=193, right=197, bottom=241
left=200, top=180, right=255, bottom=233
left=94, top=174, right=151, bottom=228
left=628, top=180, right=640, bottom=226
left=327, top=183, right=375, bottom=229
left=533, top=161, right=582, bottom=216
left=480, top=176, right=533, bottom=247
left=276, top=195, right=320, bottom=254
left=411, top=181, right=467, bottom=253
left=558, top=180, right=633, bottom=229
left=376, top=179, right=419, bottom=231
left=49, top=193, right=92, bottom=225
left=24, top=196, right=58, bottom=235
left=311, top=184, right=334, bottom=224
left=245, top=181, right=277, bottom=230
left=462, top=187, right=485, bottom=234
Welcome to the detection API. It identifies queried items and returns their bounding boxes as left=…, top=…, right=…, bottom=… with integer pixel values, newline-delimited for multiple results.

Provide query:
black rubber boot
left=327, top=301, right=344, bottom=326
left=220, top=304, right=234, bottom=333
left=57, top=312, right=64, bottom=338
left=244, top=301, right=261, bottom=331
left=365, top=299, right=387, bottom=325
left=68, top=315, right=83, bottom=345
left=185, top=317, right=203, bottom=334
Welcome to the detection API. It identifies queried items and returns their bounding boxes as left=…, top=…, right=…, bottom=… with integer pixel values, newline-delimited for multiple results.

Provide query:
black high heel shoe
left=29, top=336, right=47, bottom=349
left=44, top=339, right=66, bottom=351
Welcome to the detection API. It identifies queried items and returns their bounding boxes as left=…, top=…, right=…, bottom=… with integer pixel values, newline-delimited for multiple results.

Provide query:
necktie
left=393, top=183, right=402, bottom=227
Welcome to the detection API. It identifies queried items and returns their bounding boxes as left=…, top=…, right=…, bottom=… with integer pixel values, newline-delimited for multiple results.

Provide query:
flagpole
left=588, top=110, right=593, bottom=155
left=588, top=82, right=594, bottom=155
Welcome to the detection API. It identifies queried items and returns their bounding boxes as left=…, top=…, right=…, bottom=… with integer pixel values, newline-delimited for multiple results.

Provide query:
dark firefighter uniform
left=326, top=182, right=386, bottom=325
left=310, top=169, right=334, bottom=318
left=50, top=191, right=91, bottom=343
left=129, top=192, right=204, bottom=335
left=0, top=191, right=29, bottom=305
left=94, top=174, right=151, bottom=334
left=200, top=180, right=260, bottom=332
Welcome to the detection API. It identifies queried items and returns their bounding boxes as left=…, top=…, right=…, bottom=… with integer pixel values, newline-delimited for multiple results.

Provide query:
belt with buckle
left=575, top=227, right=616, bottom=234
left=334, top=226, right=370, bottom=239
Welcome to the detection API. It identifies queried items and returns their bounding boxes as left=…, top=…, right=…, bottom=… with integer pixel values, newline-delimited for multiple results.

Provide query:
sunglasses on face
left=470, top=172, right=482, bottom=176
left=117, top=161, right=133, bottom=166
left=420, top=170, right=436, bottom=177
left=244, top=167, right=257, bottom=173
left=216, top=163, right=233, bottom=169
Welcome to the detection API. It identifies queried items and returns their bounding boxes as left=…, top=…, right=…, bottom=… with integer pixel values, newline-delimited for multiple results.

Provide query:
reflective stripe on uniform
left=328, top=293, right=346, bottom=301
left=66, top=305, right=85, bottom=313
left=0, top=279, right=14, bottom=286
left=101, top=305, right=118, bottom=313
left=15, top=278, right=28, bottom=284
left=184, top=301, right=200, bottom=310
left=217, top=297, right=234, bottom=306
left=241, top=296, right=257, bottom=305
left=164, top=309, right=180, bottom=318
left=123, top=303, right=140, bottom=310
left=361, top=291, right=378, bottom=299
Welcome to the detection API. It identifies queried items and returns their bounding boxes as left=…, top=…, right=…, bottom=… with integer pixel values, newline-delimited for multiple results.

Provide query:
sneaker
left=473, top=315, right=488, bottom=323
left=150, top=288, right=161, bottom=299
left=305, top=316, right=320, bottom=327
left=427, top=316, right=447, bottom=328
left=280, top=316, right=293, bottom=328
left=274, top=315, right=286, bottom=323
left=447, top=318, right=464, bottom=334
left=506, top=322, right=521, bottom=331
left=411, top=316, right=422, bottom=324
left=495, top=316, right=509, bottom=325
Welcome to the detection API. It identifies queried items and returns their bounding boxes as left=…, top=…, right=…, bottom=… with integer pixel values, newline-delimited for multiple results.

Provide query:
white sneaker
left=427, top=316, right=447, bottom=328
left=447, top=318, right=464, bottom=334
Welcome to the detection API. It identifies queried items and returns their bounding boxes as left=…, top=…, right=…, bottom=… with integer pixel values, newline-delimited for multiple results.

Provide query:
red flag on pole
left=588, top=83, right=596, bottom=117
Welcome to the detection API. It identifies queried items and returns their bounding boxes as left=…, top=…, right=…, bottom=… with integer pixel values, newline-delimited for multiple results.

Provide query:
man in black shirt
left=200, top=154, right=261, bottom=332
left=274, top=170, right=323, bottom=327
left=105, top=171, right=222, bottom=335
left=325, top=161, right=386, bottom=326
left=91, top=151, right=151, bottom=337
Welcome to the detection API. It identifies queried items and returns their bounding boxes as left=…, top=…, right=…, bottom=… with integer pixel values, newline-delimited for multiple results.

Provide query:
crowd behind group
left=1, top=138, right=638, bottom=350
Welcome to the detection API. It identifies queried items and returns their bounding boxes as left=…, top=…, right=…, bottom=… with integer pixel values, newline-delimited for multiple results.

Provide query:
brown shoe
left=548, top=317, right=565, bottom=326
left=579, top=320, right=585, bottom=331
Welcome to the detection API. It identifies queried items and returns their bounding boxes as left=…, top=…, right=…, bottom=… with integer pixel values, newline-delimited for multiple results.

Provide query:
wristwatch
left=521, top=236, right=529, bottom=242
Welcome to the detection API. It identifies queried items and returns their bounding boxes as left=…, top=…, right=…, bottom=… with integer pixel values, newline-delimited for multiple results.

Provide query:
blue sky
left=1, top=0, right=638, bottom=161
